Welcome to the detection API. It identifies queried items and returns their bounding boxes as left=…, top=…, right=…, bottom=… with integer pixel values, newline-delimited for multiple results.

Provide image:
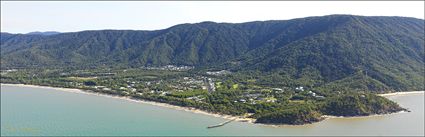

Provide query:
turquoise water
left=1, top=85, right=424, bottom=136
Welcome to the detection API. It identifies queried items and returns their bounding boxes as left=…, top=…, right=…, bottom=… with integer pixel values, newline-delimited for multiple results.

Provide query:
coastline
left=319, top=91, right=424, bottom=120
left=378, top=91, right=424, bottom=97
left=1, top=83, right=421, bottom=127
left=0, top=83, right=256, bottom=124
left=320, top=91, right=424, bottom=119
left=322, top=110, right=409, bottom=119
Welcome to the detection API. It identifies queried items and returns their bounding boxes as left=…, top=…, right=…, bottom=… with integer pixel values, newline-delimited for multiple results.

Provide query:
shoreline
left=322, top=110, right=409, bottom=119
left=378, top=91, right=424, bottom=97
left=1, top=83, right=421, bottom=127
left=0, top=83, right=256, bottom=124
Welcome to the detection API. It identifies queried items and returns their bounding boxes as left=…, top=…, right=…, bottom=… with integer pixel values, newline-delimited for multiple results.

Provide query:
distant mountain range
left=26, top=31, right=61, bottom=36
left=1, top=15, right=424, bottom=91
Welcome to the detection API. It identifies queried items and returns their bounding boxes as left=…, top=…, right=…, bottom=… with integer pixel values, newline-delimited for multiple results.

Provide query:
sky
left=1, top=1, right=424, bottom=34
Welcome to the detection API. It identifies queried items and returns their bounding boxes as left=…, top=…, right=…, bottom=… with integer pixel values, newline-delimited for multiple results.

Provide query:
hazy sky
left=1, top=1, right=424, bottom=34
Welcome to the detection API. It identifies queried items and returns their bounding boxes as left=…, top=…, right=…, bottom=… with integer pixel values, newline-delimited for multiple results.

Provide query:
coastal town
left=2, top=67, right=328, bottom=105
left=0, top=67, right=407, bottom=125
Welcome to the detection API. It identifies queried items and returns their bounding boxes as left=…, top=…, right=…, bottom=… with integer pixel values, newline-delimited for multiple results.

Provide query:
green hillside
left=1, top=15, right=424, bottom=92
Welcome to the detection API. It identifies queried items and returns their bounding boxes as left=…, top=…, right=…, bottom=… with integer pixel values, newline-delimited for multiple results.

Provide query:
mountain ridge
left=1, top=15, right=424, bottom=92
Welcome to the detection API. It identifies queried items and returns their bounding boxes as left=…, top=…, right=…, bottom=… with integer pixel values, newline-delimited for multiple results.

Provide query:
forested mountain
left=1, top=15, right=424, bottom=91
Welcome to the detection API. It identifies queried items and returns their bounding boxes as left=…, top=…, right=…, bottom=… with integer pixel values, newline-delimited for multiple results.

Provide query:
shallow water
left=1, top=85, right=424, bottom=136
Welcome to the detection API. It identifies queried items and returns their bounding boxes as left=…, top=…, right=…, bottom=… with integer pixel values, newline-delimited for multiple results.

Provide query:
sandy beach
left=321, top=110, right=410, bottom=119
left=0, top=83, right=256, bottom=124
left=2, top=83, right=422, bottom=126
left=378, top=91, right=424, bottom=97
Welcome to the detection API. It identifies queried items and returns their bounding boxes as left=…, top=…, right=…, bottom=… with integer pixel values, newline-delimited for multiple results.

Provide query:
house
left=161, top=92, right=170, bottom=96
left=187, top=96, right=204, bottom=102
left=315, top=95, right=325, bottom=99
left=266, top=98, right=277, bottom=103
left=308, top=91, right=317, bottom=96
left=295, top=86, right=304, bottom=91
left=94, top=86, right=105, bottom=89
left=206, top=70, right=231, bottom=76
left=272, top=88, right=283, bottom=92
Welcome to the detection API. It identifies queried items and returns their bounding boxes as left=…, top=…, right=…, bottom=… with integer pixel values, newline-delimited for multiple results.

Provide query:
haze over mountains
left=1, top=15, right=424, bottom=91
left=26, top=31, right=61, bottom=36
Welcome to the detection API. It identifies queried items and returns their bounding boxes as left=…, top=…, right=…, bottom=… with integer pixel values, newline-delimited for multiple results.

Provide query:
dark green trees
left=322, top=93, right=406, bottom=116
left=1, top=15, right=424, bottom=92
